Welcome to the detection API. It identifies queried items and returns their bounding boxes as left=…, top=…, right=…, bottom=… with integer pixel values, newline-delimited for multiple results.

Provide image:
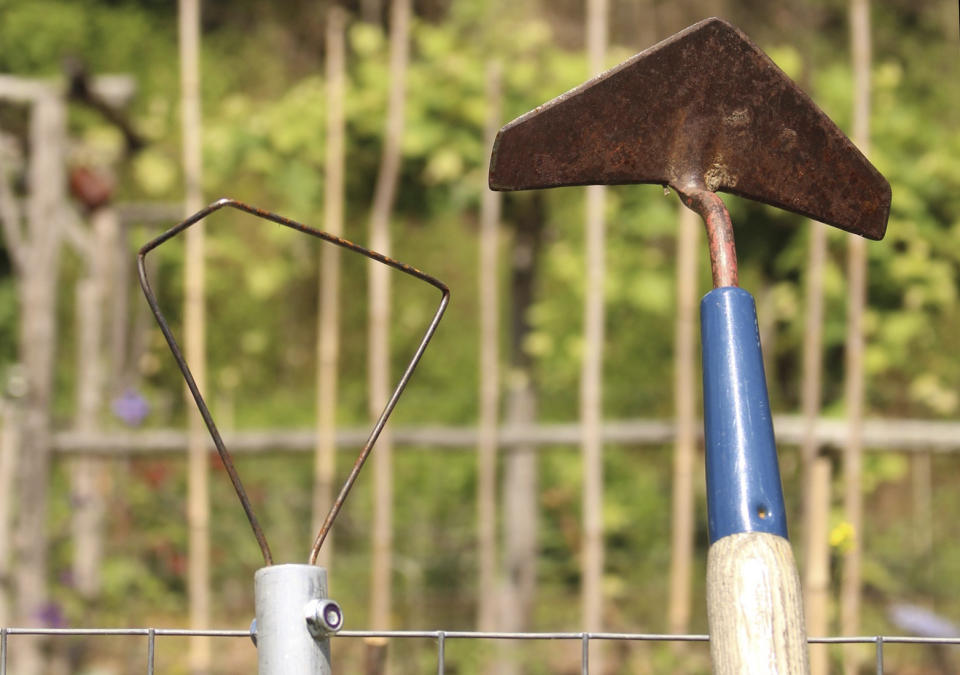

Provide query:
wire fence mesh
left=3, top=626, right=959, bottom=674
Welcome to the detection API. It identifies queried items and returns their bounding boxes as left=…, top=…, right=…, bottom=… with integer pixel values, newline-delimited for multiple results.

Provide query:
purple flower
left=888, top=603, right=959, bottom=637
left=112, top=388, right=150, bottom=427
left=36, top=602, right=66, bottom=628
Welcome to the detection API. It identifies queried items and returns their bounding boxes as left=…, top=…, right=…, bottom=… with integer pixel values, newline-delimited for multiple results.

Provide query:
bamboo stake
left=667, top=203, right=699, bottom=637
left=581, top=0, right=608, bottom=645
left=312, top=2, right=347, bottom=572
left=476, top=60, right=502, bottom=633
left=842, top=1, right=871, bottom=672
left=53, top=415, right=960, bottom=456
left=179, top=0, right=210, bottom=671
left=800, top=220, right=829, bottom=675
left=368, top=0, right=410, bottom=644
left=498, top=194, right=545, bottom=675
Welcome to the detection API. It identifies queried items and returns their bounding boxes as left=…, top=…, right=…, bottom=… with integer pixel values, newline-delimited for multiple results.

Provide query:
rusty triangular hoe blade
left=489, top=17, right=890, bottom=239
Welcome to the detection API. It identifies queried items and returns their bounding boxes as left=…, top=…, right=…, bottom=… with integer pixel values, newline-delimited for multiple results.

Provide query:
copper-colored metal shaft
left=677, top=185, right=738, bottom=289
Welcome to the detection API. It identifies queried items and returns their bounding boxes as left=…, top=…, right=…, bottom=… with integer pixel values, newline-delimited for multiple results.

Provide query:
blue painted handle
left=701, top=287, right=788, bottom=544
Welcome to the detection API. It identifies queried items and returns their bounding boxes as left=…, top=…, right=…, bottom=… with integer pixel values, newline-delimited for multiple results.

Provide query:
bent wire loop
left=138, top=198, right=450, bottom=567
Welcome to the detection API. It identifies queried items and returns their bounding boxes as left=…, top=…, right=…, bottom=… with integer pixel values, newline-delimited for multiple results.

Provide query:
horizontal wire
left=2, top=627, right=955, bottom=645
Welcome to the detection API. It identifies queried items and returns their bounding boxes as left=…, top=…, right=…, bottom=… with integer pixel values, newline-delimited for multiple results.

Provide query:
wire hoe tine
left=138, top=198, right=449, bottom=566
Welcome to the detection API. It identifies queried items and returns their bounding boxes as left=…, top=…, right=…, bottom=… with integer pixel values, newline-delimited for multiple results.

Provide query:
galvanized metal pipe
left=254, top=564, right=342, bottom=674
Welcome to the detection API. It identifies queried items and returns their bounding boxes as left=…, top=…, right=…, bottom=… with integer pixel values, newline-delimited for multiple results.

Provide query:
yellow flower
left=830, top=521, right=855, bottom=552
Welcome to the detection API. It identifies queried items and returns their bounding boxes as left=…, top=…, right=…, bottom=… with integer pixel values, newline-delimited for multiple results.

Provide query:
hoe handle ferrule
left=701, top=287, right=809, bottom=674
left=701, top=287, right=787, bottom=543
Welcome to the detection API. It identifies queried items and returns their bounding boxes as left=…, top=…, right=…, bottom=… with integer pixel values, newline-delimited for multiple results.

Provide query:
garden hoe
left=489, top=17, right=890, bottom=674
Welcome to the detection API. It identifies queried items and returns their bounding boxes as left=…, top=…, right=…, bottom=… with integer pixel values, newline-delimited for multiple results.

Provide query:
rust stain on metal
left=489, top=17, right=890, bottom=241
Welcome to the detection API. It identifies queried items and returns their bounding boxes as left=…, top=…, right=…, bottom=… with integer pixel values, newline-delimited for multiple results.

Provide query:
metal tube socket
left=254, top=564, right=340, bottom=674
left=701, top=287, right=788, bottom=544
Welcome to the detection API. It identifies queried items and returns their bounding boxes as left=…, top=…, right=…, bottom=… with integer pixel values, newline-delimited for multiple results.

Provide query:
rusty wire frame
left=2, top=626, right=958, bottom=674
left=138, top=199, right=449, bottom=567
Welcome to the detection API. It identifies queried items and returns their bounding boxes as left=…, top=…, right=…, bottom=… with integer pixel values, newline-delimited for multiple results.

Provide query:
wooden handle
left=707, top=532, right=810, bottom=675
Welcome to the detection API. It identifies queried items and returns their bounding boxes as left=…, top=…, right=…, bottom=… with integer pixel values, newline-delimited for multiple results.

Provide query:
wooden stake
left=364, top=637, right=389, bottom=675
left=0, top=86, right=68, bottom=675
left=0, top=141, right=20, bottom=632
left=0, top=393, right=21, bottom=628
left=71, top=207, right=118, bottom=600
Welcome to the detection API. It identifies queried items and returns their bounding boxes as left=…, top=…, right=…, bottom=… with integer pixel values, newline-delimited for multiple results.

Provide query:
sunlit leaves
left=132, top=149, right=178, bottom=196
left=0, top=1, right=89, bottom=73
left=766, top=45, right=803, bottom=80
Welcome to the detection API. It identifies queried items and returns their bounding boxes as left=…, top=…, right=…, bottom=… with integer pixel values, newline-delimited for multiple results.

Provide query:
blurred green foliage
left=0, top=0, right=959, bottom=672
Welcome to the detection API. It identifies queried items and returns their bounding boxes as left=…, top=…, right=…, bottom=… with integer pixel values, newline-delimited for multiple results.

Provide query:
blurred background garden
left=0, top=0, right=958, bottom=672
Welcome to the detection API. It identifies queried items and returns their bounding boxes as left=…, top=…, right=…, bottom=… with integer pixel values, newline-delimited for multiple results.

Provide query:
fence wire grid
left=3, top=626, right=959, bottom=674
